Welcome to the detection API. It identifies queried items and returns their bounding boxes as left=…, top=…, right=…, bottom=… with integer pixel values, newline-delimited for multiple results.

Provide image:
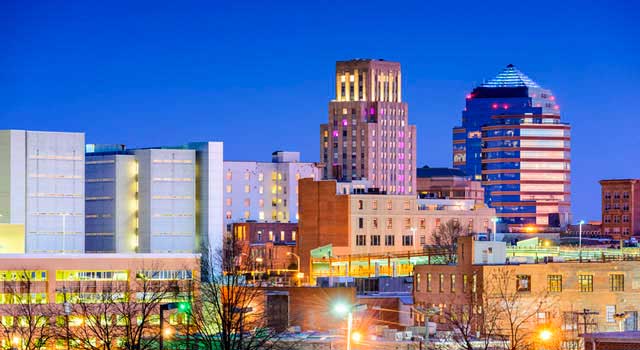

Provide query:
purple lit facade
left=320, top=59, right=417, bottom=194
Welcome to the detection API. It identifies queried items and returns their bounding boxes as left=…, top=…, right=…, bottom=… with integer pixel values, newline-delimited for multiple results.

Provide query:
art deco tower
left=453, top=65, right=571, bottom=228
left=320, top=59, right=417, bottom=194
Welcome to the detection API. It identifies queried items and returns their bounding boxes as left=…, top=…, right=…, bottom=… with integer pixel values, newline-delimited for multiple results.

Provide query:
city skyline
left=2, top=1, right=639, bottom=222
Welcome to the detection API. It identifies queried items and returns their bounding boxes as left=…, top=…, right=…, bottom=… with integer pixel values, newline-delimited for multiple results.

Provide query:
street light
left=491, top=217, right=499, bottom=241
left=286, top=252, right=301, bottom=286
left=332, top=302, right=367, bottom=350
left=413, top=305, right=440, bottom=349
left=539, top=329, right=552, bottom=342
left=159, top=301, right=191, bottom=350
left=578, top=219, right=585, bottom=260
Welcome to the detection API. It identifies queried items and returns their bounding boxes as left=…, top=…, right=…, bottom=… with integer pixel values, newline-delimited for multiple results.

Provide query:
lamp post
left=286, top=252, right=301, bottom=286
left=413, top=306, right=440, bottom=349
left=159, top=302, right=191, bottom=350
left=579, top=219, right=585, bottom=261
left=491, top=217, right=499, bottom=241
left=333, top=303, right=367, bottom=350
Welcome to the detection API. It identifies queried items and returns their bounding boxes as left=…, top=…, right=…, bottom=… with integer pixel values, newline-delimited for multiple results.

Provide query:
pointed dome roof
left=480, top=64, right=541, bottom=88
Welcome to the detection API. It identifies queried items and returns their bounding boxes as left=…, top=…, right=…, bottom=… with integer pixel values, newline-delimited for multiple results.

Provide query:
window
left=578, top=275, right=593, bottom=292
left=439, top=274, right=444, bottom=293
left=547, top=275, right=562, bottom=292
left=280, top=231, right=285, bottom=241
left=358, top=218, right=364, bottom=229
left=402, top=235, right=413, bottom=246
left=356, top=235, right=366, bottom=246
left=450, top=274, right=456, bottom=293
left=226, top=171, right=232, bottom=180
left=385, top=235, right=395, bottom=246
left=268, top=231, right=274, bottom=241
left=373, top=218, right=378, bottom=229
left=606, top=305, right=616, bottom=323
left=225, top=211, right=232, bottom=219
left=403, top=201, right=410, bottom=210
left=371, top=235, right=380, bottom=246
left=358, top=200, right=364, bottom=210
left=386, top=218, right=393, bottom=229
left=419, top=219, right=426, bottom=229
left=517, top=275, right=531, bottom=292
left=427, top=273, right=432, bottom=292
left=372, top=200, right=378, bottom=210
left=244, top=185, right=250, bottom=193
left=257, top=231, right=263, bottom=242
left=258, top=172, right=264, bottom=181
left=244, top=199, right=250, bottom=207
left=386, top=200, right=393, bottom=210
left=226, top=185, right=232, bottom=193
left=462, top=274, right=468, bottom=293
left=610, top=274, right=624, bottom=292
left=416, top=273, right=421, bottom=292
left=403, top=218, right=411, bottom=229
left=226, top=198, right=232, bottom=206
left=244, top=171, right=250, bottom=180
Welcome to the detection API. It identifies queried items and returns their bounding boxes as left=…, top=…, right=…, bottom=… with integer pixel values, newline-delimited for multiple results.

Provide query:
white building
left=85, top=143, right=223, bottom=255
left=222, top=151, right=320, bottom=232
left=0, top=130, right=85, bottom=253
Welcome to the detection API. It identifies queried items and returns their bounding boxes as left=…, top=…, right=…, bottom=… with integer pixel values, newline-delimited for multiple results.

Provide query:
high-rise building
left=222, top=151, right=320, bottom=231
left=600, top=179, right=640, bottom=239
left=320, top=59, right=417, bottom=195
left=453, top=65, right=571, bottom=228
left=85, top=142, right=224, bottom=255
left=0, top=130, right=85, bottom=253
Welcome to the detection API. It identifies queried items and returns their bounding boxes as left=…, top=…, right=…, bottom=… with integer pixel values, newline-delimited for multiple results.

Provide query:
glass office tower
left=453, top=65, right=571, bottom=228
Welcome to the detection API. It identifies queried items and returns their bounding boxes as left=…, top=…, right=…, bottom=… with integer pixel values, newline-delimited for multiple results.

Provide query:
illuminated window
left=386, top=218, right=393, bottom=229
left=439, top=274, right=444, bottom=293
left=226, top=185, right=232, bottom=193
left=427, top=273, right=432, bottom=292
left=259, top=186, right=264, bottom=194
left=226, top=171, right=232, bottom=180
left=280, top=231, right=285, bottom=241
left=578, top=275, right=593, bottom=292
left=292, top=231, right=296, bottom=241
left=450, top=274, right=456, bottom=293
left=244, top=199, right=250, bottom=207
left=259, top=211, right=265, bottom=220
left=462, top=274, right=468, bottom=293
left=416, top=273, right=421, bottom=292
left=258, top=172, right=264, bottom=181
left=547, top=275, right=562, bottom=292
left=225, top=211, right=232, bottom=219
left=386, top=200, right=392, bottom=210
left=372, top=200, right=378, bottom=210
left=226, top=198, right=232, bottom=206
left=268, top=231, right=274, bottom=241
left=244, top=185, right=250, bottom=193
left=244, top=211, right=250, bottom=219
left=244, top=171, right=250, bottom=180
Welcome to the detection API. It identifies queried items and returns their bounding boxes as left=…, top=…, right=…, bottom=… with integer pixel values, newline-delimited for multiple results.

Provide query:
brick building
left=600, top=179, right=640, bottom=239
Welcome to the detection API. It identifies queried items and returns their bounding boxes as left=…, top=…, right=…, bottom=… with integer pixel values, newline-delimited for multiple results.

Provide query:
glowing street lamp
left=332, top=302, right=367, bottom=350
left=539, top=329, right=552, bottom=342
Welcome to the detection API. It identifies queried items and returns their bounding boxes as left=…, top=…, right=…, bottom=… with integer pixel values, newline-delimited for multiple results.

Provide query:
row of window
left=604, top=192, right=631, bottom=200
left=225, top=170, right=304, bottom=182
left=357, top=217, right=477, bottom=231
left=355, top=234, right=414, bottom=247
left=604, top=203, right=630, bottom=211
left=604, top=215, right=631, bottom=223
left=225, top=210, right=296, bottom=221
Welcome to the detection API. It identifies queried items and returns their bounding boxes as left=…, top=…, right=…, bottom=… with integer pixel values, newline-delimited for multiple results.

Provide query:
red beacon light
left=466, top=94, right=473, bottom=99
left=502, top=103, right=509, bottom=109
left=491, top=103, right=498, bottom=109
left=550, top=96, right=556, bottom=101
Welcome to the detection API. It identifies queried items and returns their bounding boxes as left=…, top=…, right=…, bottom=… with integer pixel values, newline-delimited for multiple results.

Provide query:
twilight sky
left=1, top=0, right=639, bottom=222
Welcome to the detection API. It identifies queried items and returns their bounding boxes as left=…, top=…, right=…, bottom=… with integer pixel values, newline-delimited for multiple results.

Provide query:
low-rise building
left=600, top=179, right=640, bottom=239
left=298, top=179, right=496, bottom=277
left=413, top=237, right=640, bottom=349
left=416, top=166, right=484, bottom=205
left=232, top=221, right=298, bottom=272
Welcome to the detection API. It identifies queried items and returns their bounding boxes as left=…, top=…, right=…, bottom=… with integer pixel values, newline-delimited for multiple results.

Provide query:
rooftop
left=417, top=166, right=467, bottom=178
left=480, top=64, right=541, bottom=88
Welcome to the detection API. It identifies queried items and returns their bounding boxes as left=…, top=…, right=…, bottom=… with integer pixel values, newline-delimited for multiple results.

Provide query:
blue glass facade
left=452, top=65, right=570, bottom=227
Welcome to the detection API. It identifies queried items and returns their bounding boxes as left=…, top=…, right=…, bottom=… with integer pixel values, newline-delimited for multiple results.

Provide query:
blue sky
left=1, top=0, right=639, bottom=221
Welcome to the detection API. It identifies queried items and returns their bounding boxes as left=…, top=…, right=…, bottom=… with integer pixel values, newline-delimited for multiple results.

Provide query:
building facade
left=232, top=221, right=298, bottom=271
left=416, top=166, right=485, bottom=205
left=298, top=179, right=496, bottom=276
left=320, top=59, right=417, bottom=195
left=0, top=130, right=85, bottom=253
left=85, top=143, right=224, bottom=255
left=413, top=237, right=640, bottom=348
left=600, top=179, right=640, bottom=239
left=222, top=151, right=320, bottom=231
left=452, top=65, right=571, bottom=228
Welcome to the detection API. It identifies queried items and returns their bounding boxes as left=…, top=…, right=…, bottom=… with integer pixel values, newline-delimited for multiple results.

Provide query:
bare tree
left=440, top=283, right=505, bottom=350
left=190, top=236, right=294, bottom=350
left=69, top=282, right=124, bottom=350
left=486, top=268, right=557, bottom=350
left=0, top=270, right=57, bottom=350
left=432, top=219, right=465, bottom=263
